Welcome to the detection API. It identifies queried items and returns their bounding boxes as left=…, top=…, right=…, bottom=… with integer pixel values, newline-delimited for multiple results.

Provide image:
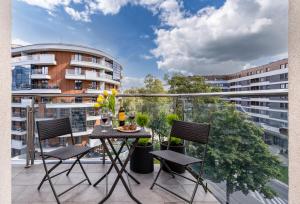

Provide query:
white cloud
left=12, top=38, right=30, bottom=46
left=140, top=54, right=153, bottom=60
left=64, top=6, right=91, bottom=22
left=88, top=0, right=131, bottom=15
left=151, top=0, right=288, bottom=74
left=121, top=76, right=144, bottom=90
left=20, top=0, right=70, bottom=10
left=20, top=0, right=288, bottom=75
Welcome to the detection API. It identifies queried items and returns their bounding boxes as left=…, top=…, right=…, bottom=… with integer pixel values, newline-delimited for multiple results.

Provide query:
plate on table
left=117, top=126, right=141, bottom=133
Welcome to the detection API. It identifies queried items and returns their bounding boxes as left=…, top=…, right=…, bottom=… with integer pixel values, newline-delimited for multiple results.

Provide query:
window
left=280, top=73, right=288, bottom=80
left=280, top=64, right=285, bottom=69
left=266, top=67, right=270, bottom=72
left=90, top=81, right=97, bottom=89
left=75, top=97, right=82, bottom=103
left=280, top=83, right=288, bottom=89
left=74, top=54, right=82, bottom=61
left=41, top=97, right=52, bottom=103
left=74, top=67, right=82, bottom=75
left=74, top=80, right=82, bottom=90
left=92, top=57, right=97, bottom=63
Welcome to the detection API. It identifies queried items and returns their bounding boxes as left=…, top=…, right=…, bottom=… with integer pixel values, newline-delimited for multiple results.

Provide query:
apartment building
left=204, top=59, right=288, bottom=150
left=11, top=43, right=122, bottom=157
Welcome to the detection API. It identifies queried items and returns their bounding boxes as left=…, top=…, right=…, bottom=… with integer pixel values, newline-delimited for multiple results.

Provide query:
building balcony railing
left=12, top=54, right=56, bottom=66
left=65, top=69, right=119, bottom=85
left=31, top=69, right=51, bottom=79
left=12, top=112, right=26, bottom=117
left=12, top=84, right=61, bottom=94
left=70, top=56, right=113, bottom=71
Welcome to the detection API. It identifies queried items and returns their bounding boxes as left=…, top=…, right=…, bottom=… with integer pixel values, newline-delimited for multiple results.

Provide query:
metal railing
left=11, top=89, right=289, bottom=204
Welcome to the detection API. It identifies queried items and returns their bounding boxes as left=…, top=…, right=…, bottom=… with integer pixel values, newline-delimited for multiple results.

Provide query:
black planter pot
left=130, top=143, right=154, bottom=174
left=160, top=141, right=185, bottom=174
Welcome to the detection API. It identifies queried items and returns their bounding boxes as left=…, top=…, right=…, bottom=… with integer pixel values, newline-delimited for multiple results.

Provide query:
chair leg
left=77, top=158, right=92, bottom=185
left=66, top=158, right=78, bottom=176
left=40, top=157, right=61, bottom=204
left=150, top=166, right=162, bottom=190
left=48, top=174, right=61, bottom=204
left=189, top=178, right=201, bottom=204
left=38, top=160, right=62, bottom=190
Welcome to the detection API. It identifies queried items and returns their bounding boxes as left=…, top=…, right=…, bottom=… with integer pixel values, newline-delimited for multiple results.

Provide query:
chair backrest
left=170, top=120, right=210, bottom=144
left=36, top=118, right=72, bottom=141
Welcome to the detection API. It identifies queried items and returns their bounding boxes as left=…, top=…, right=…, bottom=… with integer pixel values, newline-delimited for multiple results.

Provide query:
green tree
left=166, top=73, right=220, bottom=93
left=123, top=74, right=169, bottom=118
left=166, top=74, right=281, bottom=203
left=193, top=105, right=280, bottom=204
left=166, top=73, right=221, bottom=119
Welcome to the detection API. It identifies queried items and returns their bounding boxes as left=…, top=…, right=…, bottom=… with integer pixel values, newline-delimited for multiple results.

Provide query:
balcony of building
left=12, top=84, right=62, bottom=94
left=31, top=68, right=51, bottom=79
left=12, top=54, right=57, bottom=66
left=65, top=69, right=120, bottom=85
left=10, top=90, right=289, bottom=204
left=12, top=111, right=27, bottom=121
left=70, top=55, right=113, bottom=72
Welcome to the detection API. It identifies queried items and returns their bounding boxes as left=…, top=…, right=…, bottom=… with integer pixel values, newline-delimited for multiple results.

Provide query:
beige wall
left=0, top=0, right=11, bottom=203
left=289, top=0, right=300, bottom=203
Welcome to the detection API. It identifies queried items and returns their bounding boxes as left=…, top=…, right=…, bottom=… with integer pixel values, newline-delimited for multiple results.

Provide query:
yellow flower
left=97, top=95, right=104, bottom=103
left=93, top=103, right=101, bottom=109
left=111, top=88, right=118, bottom=96
left=103, top=90, right=109, bottom=98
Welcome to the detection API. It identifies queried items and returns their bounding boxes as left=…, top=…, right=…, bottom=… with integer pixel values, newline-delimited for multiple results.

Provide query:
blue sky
left=13, top=0, right=287, bottom=89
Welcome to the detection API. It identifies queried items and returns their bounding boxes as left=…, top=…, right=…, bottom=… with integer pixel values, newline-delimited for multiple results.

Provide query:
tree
left=166, top=73, right=221, bottom=93
left=166, top=74, right=281, bottom=203
left=123, top=74, right=168, bottom=118
left=192, top=105, right=280, bottom=204
left=166, top=73, right=221, bottom=119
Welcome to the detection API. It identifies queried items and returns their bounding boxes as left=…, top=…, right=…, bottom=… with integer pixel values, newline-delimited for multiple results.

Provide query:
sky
left=12, top=0, right=288, bottom=89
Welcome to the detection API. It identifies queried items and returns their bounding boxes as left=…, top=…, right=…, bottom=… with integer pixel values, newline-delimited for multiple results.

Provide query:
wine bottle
left=118, top=102, right=125, bottom=127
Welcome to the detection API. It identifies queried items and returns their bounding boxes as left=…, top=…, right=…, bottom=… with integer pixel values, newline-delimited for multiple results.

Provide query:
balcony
left=12, top=84, right=61, bottom=94
left=10, top=90, right=289, bottom=204
left=12, top=54, right=56, bottom=66
left=12, top=112, right=26, bottom=121
left=70, top=56, right=113, bottom=72
left=31, top=69, right=51, bottom=79
left=11, top=139, right=26, bottom=150
left=11, top=128, right=27, bottom=136
left=65, top=69, right=120, bottom=85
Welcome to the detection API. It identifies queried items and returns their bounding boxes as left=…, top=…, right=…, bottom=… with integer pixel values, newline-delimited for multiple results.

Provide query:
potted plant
left=130, top=113, right=154, bottom=173
left=160, top=113, right=185, bottom=174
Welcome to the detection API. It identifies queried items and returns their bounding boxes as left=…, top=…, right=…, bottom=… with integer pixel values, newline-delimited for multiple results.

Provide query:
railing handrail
left=11, top=89, right=288, bottom=97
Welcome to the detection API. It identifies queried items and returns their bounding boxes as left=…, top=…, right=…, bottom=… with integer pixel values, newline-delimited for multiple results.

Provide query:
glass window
left=12, top=65, right=31, bottom=90
left=75, top=80, right=82, bottom=90
left=75, top=97, right=82, bottom=103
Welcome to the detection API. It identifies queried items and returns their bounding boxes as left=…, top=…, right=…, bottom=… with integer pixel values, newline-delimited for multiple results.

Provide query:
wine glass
left=101, top=113, right=109, bottom=132
left=129, top=112, right=135, bottom=125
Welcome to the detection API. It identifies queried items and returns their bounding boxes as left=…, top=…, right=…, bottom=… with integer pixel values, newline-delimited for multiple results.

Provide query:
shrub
left=138, top=138, right=151, bottom=146
left=166, top=113, right=179, bottom=126
left=136, top=113, right=149, bottom=127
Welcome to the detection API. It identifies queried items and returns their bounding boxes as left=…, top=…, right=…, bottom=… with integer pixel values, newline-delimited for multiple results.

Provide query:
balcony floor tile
left=12, top=164, right=219, bottom=204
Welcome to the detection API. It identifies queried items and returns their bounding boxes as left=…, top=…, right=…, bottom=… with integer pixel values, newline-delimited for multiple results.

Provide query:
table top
left=90, top=125, right=152, bottom=139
